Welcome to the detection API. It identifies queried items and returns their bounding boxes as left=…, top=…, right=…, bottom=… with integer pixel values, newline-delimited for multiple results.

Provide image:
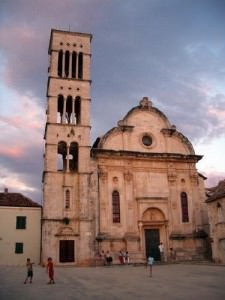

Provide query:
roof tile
left=0, top=193, right=42, bottom=208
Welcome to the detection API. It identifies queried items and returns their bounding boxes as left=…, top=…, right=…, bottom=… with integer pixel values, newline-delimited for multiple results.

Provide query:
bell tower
left=42, top=29, right=93, bottom=265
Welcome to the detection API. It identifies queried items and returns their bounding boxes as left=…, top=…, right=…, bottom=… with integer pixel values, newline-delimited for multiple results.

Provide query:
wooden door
left=59, top=240, right=75, bottom=263
left=145, top=229, right=160, bottom=261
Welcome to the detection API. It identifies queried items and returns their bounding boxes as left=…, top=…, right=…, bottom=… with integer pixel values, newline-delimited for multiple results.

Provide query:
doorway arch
left=141, top=207, right=167, bottom=261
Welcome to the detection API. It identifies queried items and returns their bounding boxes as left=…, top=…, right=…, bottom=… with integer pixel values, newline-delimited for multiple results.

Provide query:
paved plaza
left=0, top=263, right=224, bottom=300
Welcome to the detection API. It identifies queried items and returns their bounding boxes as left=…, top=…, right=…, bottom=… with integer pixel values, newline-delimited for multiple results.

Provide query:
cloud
left=0, top=25, right=47, bottom=100
left=0, top=89, right=44, bottom=202
left=203, top=170, right=225, bottom=188
left=0, top=0, right=225, bottom=200
left=0, top=166, right=37, bottom=193
left=0, top=144, right=43, bottom=203
left=0, top=147, right=25, bottom=159
left=0, top=91, right=44, bottom=138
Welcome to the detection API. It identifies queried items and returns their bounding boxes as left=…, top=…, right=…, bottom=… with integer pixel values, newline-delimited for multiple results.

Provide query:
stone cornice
left=136, top=197, right=168, bottom=201
left=91, top=149, right=202, bottom=162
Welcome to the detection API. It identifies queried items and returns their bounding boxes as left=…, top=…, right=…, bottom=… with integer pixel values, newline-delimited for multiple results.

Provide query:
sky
left=0, top=0, right=225, bottom=204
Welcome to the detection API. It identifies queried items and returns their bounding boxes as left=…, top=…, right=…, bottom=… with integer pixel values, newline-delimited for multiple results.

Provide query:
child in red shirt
left=46, top=257, right=55, bottom=284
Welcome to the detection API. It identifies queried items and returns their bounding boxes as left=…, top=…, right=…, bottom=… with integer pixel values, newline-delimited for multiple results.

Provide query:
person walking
left=147, top=256, right=154, bottom=277
left=24, top=258, right=34, bottom=284
left=46, top=257, right=55, bottom=284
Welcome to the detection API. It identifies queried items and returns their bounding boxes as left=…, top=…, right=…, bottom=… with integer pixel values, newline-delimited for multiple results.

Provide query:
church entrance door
left=59, top=240, right=75, bottom=263
left=145, top=229, right=160, bottom=261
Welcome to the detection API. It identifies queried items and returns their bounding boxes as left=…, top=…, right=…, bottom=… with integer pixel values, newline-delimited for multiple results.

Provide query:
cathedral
left=42, top=29, right=209, bottom=266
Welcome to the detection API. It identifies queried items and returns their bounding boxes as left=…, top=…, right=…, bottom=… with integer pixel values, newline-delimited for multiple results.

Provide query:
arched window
left=65, top=50, right=70, bottom=77
left=78, top=52, right=83, bottom=79
left=75, top=96, right=81, bottom=124
left=66, top=96, right=73, bottom=124
left=57, top=141, right=67, bottom=171
left=57, top=95, right=64, bottom=123
left=72, top=51, right=77, bottom=78
left=69, top=142, right=78, bottom=172
left=181, top=192, right=189, bottom=222
left=57, top=50, right=63, bottom=77
left=65, top=189, right=70, bottom=209
left=112, top=191, right=120, bottom=223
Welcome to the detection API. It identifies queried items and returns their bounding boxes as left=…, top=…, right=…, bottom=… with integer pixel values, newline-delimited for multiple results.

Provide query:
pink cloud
left=208, top=106, right=225, bottom=120
left=203, top=170, right=225, bottom=188
left=0, top=115, right=23, bottom=128
left=0, top=146, right=25, bottom=158
left=0, top=114, right=42, bottom=130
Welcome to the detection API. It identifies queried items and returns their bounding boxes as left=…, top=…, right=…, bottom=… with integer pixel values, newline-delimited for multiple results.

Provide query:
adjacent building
left=206, top=180, right=225, bottom=264
left=0, top=189, right=42, bottom=265
left=42, top=29, right=209, bottom=266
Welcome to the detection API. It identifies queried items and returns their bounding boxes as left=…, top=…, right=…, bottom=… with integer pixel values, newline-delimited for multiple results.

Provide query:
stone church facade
left=42, top=29, right=209, bottom=266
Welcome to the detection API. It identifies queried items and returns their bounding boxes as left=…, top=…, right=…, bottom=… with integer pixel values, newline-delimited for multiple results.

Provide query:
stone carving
left=124, top=171, right=133, bottom=181
left=99, top=171, right=108, bottom=182
left=139, top=97, right=152, bottom=109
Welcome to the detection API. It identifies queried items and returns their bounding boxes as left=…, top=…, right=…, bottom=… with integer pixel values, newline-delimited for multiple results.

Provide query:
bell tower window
left=75, top=96, right=81, bottom=124
left=57, top=95, right=64, bottom=123
left=69, top=142, right=78, bottom=172
left=72, top=51, right=77, bottom=78
left=66, top=96, right=73, bottom=124
left=58, top=50, right=63, bottom=77
left=57, top=141, right=67, bottom=171
left=78, top=52, right=83, bottom=79
left=65, top=51, right=70, bottom=77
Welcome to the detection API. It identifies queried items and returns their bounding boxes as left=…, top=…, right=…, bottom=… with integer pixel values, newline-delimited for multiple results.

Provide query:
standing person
left=46, top=257, right=55, bottom=284
left=169, top=247, right=176, bottom=263
left=158, top=242, right=164, bottom=262
left=24, top=258, right=34, bottom=284
left=118, top=250, right=124, bottom=264
left=147, top=255, right=154, bottom=277
left=122, top=250, right=126, bottom=263
left=105, top=250, right=113, bottom=266
left=125, top=251, right=130, bottom=264
left=100, top=250, right=106, bottom=265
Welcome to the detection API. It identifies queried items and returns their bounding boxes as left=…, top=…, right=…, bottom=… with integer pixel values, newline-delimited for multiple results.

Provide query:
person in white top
left=158, top=242, right=164, bottom=262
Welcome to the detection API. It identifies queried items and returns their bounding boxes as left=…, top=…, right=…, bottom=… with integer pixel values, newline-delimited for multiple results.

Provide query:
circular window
left=142, top=135, right=152, bottom=147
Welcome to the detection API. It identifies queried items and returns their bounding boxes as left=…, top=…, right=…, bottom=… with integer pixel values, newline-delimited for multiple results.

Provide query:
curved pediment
left=92, top=97, right=196, bottom=156
left=142, top=207, right=166, bottom=222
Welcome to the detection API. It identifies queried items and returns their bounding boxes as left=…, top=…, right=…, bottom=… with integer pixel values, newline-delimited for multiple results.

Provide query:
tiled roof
left=0, top=192, right=42, bottom=208
left=206, top=179, right=225, bottom=202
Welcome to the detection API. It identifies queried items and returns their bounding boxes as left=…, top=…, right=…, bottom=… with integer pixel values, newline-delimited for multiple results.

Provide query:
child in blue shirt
left=147, top=256, right=154, bottom=277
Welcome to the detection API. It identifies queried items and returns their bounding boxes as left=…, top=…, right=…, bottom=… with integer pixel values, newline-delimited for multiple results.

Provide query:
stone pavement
left=0, top=263, right=224, bottom=300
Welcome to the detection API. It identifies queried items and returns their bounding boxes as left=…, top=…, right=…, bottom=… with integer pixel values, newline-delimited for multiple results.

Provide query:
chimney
left=4, top=188, right=8, bottom=193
